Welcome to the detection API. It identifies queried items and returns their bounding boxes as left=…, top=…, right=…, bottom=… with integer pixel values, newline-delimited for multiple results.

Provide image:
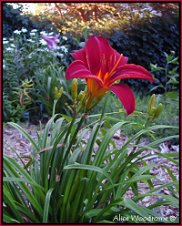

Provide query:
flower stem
left=52, top=100, right=58, bottom=116
left=60, top=112, right=88, bottom=174
left=52, top=112, right=88, bottom=221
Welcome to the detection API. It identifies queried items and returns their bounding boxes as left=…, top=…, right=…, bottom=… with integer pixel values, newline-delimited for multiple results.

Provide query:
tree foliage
left=27, top=3, right=179, bottom=36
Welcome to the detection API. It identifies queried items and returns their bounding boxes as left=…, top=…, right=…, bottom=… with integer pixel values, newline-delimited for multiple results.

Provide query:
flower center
left=101, top=54, right=123, bottom=87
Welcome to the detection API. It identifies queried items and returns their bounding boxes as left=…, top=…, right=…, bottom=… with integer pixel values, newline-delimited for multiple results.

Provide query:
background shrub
left=3, top=30, right=71, bottom=122
left=107, top=14, right=179, bottom=93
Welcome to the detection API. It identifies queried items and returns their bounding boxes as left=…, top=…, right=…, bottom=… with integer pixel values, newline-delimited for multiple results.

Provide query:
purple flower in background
left=41, top=34, right=59, bottom=50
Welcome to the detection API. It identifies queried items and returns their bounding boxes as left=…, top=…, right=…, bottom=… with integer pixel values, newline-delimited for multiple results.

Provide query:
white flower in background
left=3, top=38, right=7, bottom=41
left=28, top=52, right=34, bottom=59
left=13, top=30, right=21, bottom=35
left=49, top=32, right=54, bottom=36
left=31, top=29, right=38, bottom=33
left=62, top=36, right=68, bottom=41
left=40, top=31, right=48, bottom=35
left=21, top=28, right=27, bottom=33
left=6, top=47, right=14, bottom=51
left=37, top=48, right=49, bottom=52
left=55, top=53, right=64, bottom=58
left=27, top=39, right=35, bottom=43
left=60, top=46, right=68, bottom=53
left=3, top=60, right=6, bottom=69
left=3, top=41, right=9, bottom=44
left=9, top=38, right=14, bottom=41
left=30, top=32, right=36, bottom=36
left=39, top=39, right=47, bottom=46
left=37, top=48, right=45, bottom=52
left=10, top=44, right=16, bottom=48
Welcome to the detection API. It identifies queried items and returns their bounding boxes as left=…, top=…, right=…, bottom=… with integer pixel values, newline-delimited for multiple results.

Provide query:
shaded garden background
left=3, top=2, right=179, bottom=130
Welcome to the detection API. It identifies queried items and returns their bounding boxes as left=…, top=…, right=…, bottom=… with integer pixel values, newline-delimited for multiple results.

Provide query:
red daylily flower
left=66, top=36, right=154, bottom=114
left=42, top=34, right=59, bottom=50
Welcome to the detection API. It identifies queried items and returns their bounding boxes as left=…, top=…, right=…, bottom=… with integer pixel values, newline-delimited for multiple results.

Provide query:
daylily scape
left=66, top=36, right=154, bottom=114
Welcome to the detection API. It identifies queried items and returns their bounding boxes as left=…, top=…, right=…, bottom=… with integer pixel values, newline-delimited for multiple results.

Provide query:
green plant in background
left=13, top=79, right=33, bottom=108
left=148, top=51, right=179, bottom=139
left=3, top=79, right=32, bottom=123
left=96, top=92, right=179, bottom=140
left=3, top=94, right=23, bottom=123
left=150, top=50, right=179, bottom=103
left=32, top=63, right=71, bottom=116
left=3, top=28, right=71, bottom=122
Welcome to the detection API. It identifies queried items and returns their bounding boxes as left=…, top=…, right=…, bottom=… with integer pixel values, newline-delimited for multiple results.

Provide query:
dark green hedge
left=107, top=13, right=179, bottom=93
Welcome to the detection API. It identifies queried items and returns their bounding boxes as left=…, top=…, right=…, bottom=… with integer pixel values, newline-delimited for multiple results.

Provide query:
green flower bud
left=154, top=103, right=163, bottom=118
left=78, top=91, right=86, bottom=102
left=148, top=94, right=156, bottom=116
left=71, top=79, right=78, bottom=101
left=54, top=87, right=58, bottom=94
left=54, top=86, right=63, bottom=100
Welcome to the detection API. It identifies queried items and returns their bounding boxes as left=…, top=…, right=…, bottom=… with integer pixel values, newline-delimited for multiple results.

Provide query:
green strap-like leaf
left=64, top=163, right=115, bottom=196
left=43, top=188, right=54, bottom=223
left=122, top=198, right=159, bottom=219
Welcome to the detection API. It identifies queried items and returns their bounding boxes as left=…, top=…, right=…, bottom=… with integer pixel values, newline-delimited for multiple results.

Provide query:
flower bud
left=78, top=91, right=86, bottom=102
left=154, top=103, right=163, bottom=118
left=71, top=79, right=78, bottom=101
left=54, top=86, right=58, bottom=94
left=148, top=94, right=156, bottom=116
left=54, top=86, right=63, bottom=100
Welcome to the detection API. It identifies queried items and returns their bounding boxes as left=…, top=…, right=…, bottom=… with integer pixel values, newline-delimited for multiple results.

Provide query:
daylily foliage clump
left=66, top=36, right=154, bottom=114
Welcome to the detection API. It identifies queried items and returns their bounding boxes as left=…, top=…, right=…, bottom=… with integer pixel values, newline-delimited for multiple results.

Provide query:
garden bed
left=3, top=123, right=179, bottom=219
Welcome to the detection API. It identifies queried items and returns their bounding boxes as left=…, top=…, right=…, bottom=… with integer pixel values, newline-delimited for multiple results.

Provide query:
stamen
left=97, top=68, right=102, bottom=79
left=104, top=54, right=123, bottom=86
left=109, top=54, right=123, bottom=77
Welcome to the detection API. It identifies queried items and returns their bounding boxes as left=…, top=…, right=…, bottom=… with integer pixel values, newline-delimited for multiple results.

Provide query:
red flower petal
left=66, top=60, right=103, bottom=85
left=85, top=36, right=107, bottom=74
left=71, top=48, right=86, bottom=62
left=109, top=83, right=136, bottom=115
left=108, top=64, right=154, bottom=85
left=85, top=36, right=123, bottom=75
